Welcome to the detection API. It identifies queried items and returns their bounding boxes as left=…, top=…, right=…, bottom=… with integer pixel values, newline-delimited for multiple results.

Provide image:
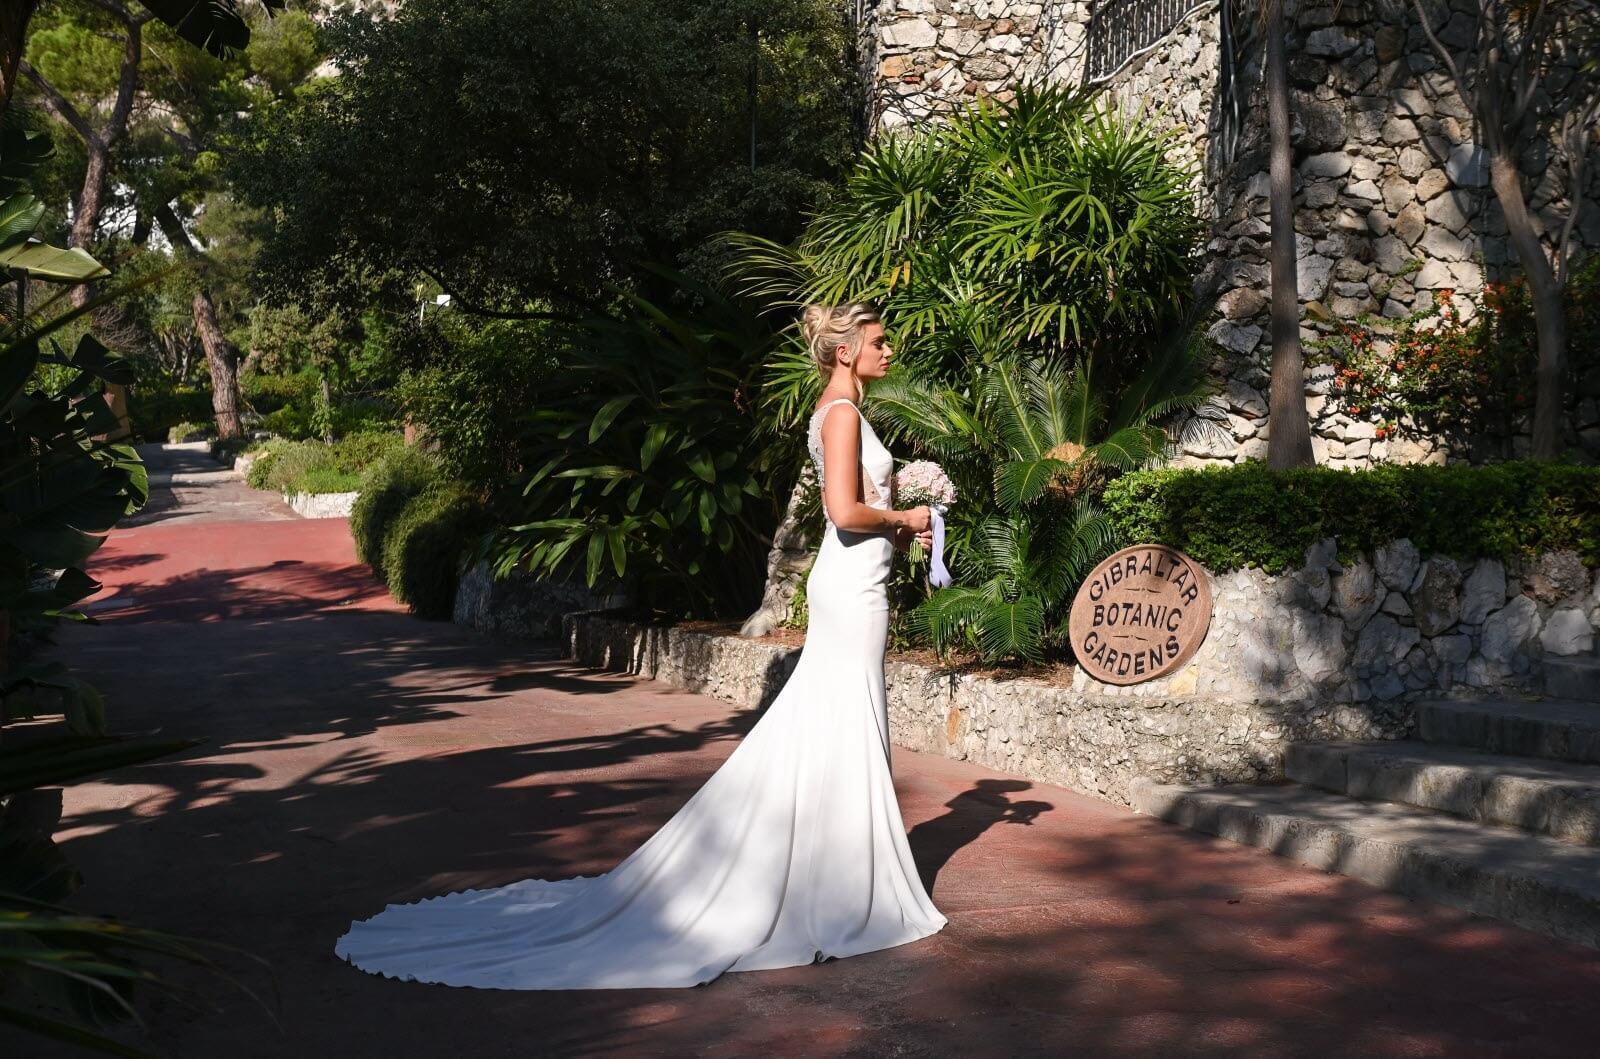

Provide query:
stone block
left=1334, top=559, right=1384, bottom=631
left=1302, top=151, right=1354, bottom=178
left=1425, top=190, right=1472, bottom=232
left=1394, top=202, right=1426, bottom=245
left=1412, top=557, right=1464, bottom=636
left=1306, top=27, right=1361, bottom=57
left=883, top=18, right=938, bottom=49
left=1481, top=595, right=1540, bottom=667
left=1446, top=142, right=1490, bottom=187
left=1461, top=559, right=1507, bottom=625
left=1541, top=609, right=1596, bottom=657
left=1375, top=538, right=1421, bottom=591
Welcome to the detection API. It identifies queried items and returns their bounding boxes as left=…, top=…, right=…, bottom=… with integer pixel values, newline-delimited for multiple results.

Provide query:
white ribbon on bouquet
left=928, top=503, right=952, bottom=588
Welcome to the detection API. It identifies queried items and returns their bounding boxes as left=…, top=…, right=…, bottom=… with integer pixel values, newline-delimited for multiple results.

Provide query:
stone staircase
left=1133, top=646, right=1600, bottom=948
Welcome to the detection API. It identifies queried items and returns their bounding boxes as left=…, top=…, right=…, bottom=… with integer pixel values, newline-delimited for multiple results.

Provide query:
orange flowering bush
left=1311, top=258, right=1600, bottom=445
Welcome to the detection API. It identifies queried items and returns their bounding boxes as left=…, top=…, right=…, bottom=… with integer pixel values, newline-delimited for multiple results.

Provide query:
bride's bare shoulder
left=812, top=393, right=858, bottom=417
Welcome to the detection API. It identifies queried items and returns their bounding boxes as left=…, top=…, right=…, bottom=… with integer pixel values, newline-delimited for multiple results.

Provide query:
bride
left=335, top=303, right=947, bottom=989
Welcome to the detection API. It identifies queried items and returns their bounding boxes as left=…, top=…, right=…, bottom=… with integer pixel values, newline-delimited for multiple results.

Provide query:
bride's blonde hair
left=801, top=303, right=879, bottom=380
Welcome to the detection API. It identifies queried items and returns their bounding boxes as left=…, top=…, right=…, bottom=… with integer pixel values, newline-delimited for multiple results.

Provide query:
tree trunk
left=319, top=371, right=334, bottom=442
left=0, top=1, right=38, bottom=116
left=193, top=289, right=242, bottom=440
left=69, top=142, right=110, bottom=261
left=739, top=466, right=817, bottom=638
left=1488, top=150, right=1567, bottom=459
left=1264, top=1, right=1312, bottom=469
left=156, top=203, right=243, bottom=439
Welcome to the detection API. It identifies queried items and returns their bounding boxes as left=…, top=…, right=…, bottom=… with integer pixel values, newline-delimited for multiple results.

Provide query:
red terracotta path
left=28, top=504, right=1600, bottom=1057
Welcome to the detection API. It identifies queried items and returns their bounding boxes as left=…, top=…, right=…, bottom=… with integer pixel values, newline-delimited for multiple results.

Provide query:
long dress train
left=334, top=398, right=946, bottom=989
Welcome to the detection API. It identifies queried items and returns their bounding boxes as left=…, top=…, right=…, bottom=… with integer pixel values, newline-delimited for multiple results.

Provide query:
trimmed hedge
left=351, top=448, right=440, bottom=576
left=380, top=486, right=488, bottom=620
left=1104, top=463, right=1600, bottom=573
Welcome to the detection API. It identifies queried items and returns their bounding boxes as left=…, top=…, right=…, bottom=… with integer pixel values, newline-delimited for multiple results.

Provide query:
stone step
left=1288, top=741, right=1600, bottom=845
left=1417, top=698, right=1600, bottom=764
left=1545, top=656, right=1600, bottom=701
left=1132, top=779, right=1600, bottom=949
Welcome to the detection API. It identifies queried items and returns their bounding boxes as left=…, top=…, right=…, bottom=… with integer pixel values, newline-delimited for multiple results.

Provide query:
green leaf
left=588, top=395, right=636, bottom=443
left=0, top=242, right=107, bottom=282
left=685, top=448, right=716, bottom=484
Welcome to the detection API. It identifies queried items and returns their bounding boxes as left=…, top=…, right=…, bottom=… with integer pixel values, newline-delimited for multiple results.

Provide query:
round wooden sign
left=1068, top=545, right=1213, bottom=686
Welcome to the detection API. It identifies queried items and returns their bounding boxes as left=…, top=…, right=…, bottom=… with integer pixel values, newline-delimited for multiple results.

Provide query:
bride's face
left=844, top=322, right=893, bottom=380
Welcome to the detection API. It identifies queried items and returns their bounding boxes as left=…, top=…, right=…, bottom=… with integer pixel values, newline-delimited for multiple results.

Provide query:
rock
left=1208, top=319, right=1264, bottom=355
left=1219, top=287, right=1267, bottom=320
left=1353, top=613, right=1402, bottom=672
left=1381, top=591, right=1413, bottom=617
left=1425, top=191, right=1472, bottom=232
left=1306, top=27, right=1361, bottom=57
left=1460, top=559, right=1507, bottom=624
left=1370, top=670, right=1406, bottom=699
left=1302, top=151, right=1354, bottom=178
left=1394, top=202, right=1426, bottom=245
left=883, top=18, right=938, bottom=49
left=1433, top=634, right=1472, bottom=664
left=1333, top=559, right=1383, bottom=631
left=1398, top=147, right=1430, bottom=180
left=1480, top=595, right=1540, bottom=667
left=1381, top=117, right=1419, bottom=145
left=1345, top=179, right=1382, bottom=202
left=1299, top=254, right=1335, bottom=300
left=1540, top=608, right=1595, bottom=656
left=1293, top=611, right=1348, bottom=682
left=1375, top=538, right=1421, bottom=591
left=1526, top=551, right=1589, bottom=604
left=1415, top=169, right=1450, bottom=201
left=1446, top=143, right=1490, bottom=187
left=1227, top=379, right=1269, bottom=417
left=1381, top=177, right=1415, bottom=212
left=1372, top=234, right=1411, bottom=273
left=1296, top=98, right=1347, bottom=151
left=1414, top=259, right=1454, bottom=288
left=1420, top=227, right=1468, bottom=262
left=1391, top=87, right=1433, bottom=118
left=1411, top=557, right=1464, bottom=636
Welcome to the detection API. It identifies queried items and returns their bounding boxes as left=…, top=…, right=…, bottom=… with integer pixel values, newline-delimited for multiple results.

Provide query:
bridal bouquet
left=892, top=461, right=956, bottom=588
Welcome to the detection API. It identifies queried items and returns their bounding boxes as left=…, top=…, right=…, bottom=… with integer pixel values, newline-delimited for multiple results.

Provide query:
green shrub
left=167, top=420, right=215, bottom=443
left=130, top=384, right=214, bottom=442
left=261, top=403, right=316, bottom=439
left=381, top=486, right=487, bottom=619
left=244, top=432, right=405, bottom=495
left=351, top=448, right=440, bottom=574
left=1105, top=463, right=1600, bottom=573
left=242, top=371, right=317, bottom=414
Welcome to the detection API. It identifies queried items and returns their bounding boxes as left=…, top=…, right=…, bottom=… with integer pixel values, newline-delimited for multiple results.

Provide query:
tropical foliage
left=730, top=84, right=1204, bottom=430
left=490, top=277, right=783, bottom=616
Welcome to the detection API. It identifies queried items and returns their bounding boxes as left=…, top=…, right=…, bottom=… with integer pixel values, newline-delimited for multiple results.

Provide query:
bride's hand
left=899, top=505, right=932, bottom=533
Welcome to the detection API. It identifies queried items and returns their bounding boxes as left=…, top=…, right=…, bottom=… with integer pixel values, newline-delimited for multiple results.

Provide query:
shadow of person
left=907, top=778, right=1053, bottom=894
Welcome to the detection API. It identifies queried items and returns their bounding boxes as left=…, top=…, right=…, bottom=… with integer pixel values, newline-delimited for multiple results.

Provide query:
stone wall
left=861, top=0, right=1600, bottom=465
left=568, top=546, right=1600, bottom=806
left=454, top=561, right=625, bottom=640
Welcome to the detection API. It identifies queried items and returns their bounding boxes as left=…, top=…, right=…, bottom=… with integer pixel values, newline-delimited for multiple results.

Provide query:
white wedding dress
left=335, top=398, right=947, bottom=989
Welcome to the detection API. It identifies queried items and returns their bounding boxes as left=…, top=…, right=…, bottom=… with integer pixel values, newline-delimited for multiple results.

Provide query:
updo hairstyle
left=800, top=303, right=880, bottom=379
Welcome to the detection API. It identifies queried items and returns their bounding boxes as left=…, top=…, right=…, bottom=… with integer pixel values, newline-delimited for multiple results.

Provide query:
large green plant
left=0, top=131, right=256, bottom=1056
left=492, top=276, right=781, bottom=616
left=731, top=84, right=1204, bottom=430
left=873, top=339, right=1217, bottom=663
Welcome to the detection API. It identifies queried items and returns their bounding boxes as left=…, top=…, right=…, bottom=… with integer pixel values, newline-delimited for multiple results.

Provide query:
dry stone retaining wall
left=862, top=0, right=1600, bottom=464
left=562, top=545, right=1600, bottom=806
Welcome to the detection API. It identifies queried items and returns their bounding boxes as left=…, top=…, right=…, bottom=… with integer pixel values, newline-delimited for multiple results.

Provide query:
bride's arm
left=819, top=405, right=928, bottom=536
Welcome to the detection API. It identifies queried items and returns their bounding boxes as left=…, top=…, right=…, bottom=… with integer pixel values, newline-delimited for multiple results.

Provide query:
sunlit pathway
left=35, top=459, right=1600, bottom=1057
